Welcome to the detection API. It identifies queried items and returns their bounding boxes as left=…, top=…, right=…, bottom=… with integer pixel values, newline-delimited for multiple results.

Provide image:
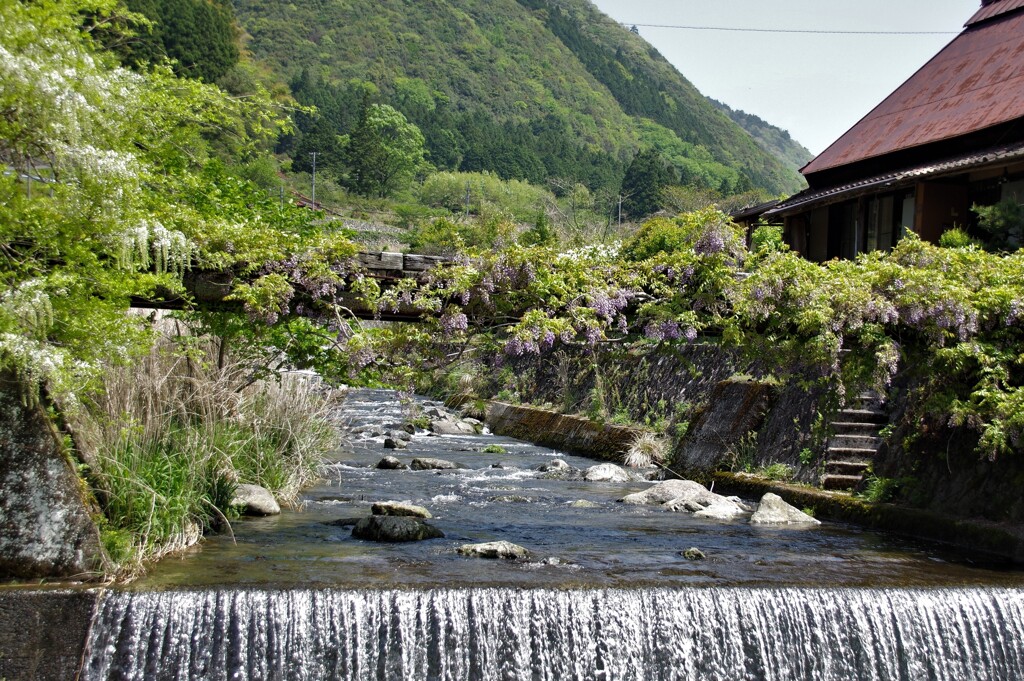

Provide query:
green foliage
left=974, top=199, right=1024, bottom=251
left=520, top=212, right=558, bottom=247
left=86, top=333, right=338, bottom=572
left=120, top=0, right=240, bottom=82
left=419, top=171, right=554, bottom=222
left=799, top=448, right=816, bottom=466
left=620, top=148, right=675, bottom=219
left=345, top=102, right=427, bottom=198
left=858, top=476, right=903, bottom=503
left=621, top=207, right=745, bottom=261
left=938, top=227, right=980, bottom=249
left=482, top=444, right=506, bottom=454
left=725, top=431, right=759, bottom=472
left=751, top=224, right=786, bottom=255
left=758, top=463, right=794, bottom=481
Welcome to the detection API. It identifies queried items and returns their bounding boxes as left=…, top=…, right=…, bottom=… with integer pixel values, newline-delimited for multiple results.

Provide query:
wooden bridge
left=132, top=251, right=455, bottom=322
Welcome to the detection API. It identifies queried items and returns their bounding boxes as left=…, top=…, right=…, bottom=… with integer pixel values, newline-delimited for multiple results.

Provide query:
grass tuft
left=623, top=431, right=668, bottom=468
left=77, top=321, right=341, bottom=577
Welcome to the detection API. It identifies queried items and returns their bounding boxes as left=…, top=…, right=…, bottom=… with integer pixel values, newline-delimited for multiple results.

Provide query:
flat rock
left=457, top=541, right=530, bottom=559
left=376, top=456, right=409, bottom=470
left=583, top=463, right=633, bottom=482
left=371, top=501, right=432, bottom=518
left=231, top=484, right=280, bottom=516
left=750, top=493, right=821, bottom=525
left=569, top=500, right=600, bottom=509
left=429, top=419, right=477, bottom=435
left=489, top=495, right=531, bottom=503
left=410, top=457, right=463, bottom=471
left=352, top=516, right=445, bottom=542
left=620, top=479, right=720, bottom=506
left=693, top=499, right=747, bottom=521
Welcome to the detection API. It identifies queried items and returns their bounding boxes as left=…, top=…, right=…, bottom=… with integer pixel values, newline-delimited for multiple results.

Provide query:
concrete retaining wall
left=484, top=401, right=640, bottom=461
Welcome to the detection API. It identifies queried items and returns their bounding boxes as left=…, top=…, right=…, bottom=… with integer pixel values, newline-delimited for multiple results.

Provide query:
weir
left=6, top=388, right=1024, bottom=680
left=82, top=587, right=1024, bottom=680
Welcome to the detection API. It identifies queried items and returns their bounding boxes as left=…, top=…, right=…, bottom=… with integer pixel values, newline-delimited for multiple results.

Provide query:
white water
left=83, top=587, right=1024, bottom=680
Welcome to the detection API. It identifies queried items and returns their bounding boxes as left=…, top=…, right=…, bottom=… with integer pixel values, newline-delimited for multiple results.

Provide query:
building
left=763, top=0, right=1024, bottom=261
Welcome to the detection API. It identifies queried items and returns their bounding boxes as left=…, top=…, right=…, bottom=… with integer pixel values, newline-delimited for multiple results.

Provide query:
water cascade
left=84, top=587, right=1024, bottom=680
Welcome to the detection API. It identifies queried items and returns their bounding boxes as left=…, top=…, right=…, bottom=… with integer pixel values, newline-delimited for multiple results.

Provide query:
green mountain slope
left=234, top=0, right=806, bottom=195
left=709, top=98, right=814, bottom=175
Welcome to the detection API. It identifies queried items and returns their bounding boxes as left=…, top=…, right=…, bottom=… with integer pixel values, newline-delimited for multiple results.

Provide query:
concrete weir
left=0, top=589, right=99, bottom=680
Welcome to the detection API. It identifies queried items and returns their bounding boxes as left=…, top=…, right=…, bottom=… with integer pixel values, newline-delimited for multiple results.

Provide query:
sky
left=589, top=0, right=981, bottom=155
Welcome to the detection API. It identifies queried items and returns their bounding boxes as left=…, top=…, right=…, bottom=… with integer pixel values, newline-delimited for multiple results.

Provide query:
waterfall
left=83, top=588, right=1024, bottom=680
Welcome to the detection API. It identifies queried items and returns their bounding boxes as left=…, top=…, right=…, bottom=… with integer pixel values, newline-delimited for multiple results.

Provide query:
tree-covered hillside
left=709, top=99, right=814, bottom=174
left=233, top=0, right=806, bottom=196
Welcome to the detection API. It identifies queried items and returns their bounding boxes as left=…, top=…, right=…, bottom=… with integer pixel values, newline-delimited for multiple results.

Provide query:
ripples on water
left=137, top=389, right=1024, bottom=591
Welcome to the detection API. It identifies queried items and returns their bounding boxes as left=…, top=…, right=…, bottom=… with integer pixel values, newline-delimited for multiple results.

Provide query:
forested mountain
left=232, top=0, right=807, bottom=196
left=709, top=99, right=814, bottom=174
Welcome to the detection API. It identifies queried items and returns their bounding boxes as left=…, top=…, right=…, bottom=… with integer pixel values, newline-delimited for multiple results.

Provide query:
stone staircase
left=820, top=393, right=888, bottom=491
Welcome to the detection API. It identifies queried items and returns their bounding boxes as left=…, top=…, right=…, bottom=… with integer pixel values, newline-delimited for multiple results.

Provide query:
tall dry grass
left=79, top=319, right=341, bottom=576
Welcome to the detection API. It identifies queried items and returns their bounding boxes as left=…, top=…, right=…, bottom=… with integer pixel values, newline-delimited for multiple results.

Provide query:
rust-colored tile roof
left=967, top=0, right=1024, bottom=26
left=802, top=7, right=1024, bottom=177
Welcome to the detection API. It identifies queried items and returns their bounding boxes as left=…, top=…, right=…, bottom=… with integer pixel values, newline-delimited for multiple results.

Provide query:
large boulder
left=351, top=516, right=445, bottom=542
left=750, top=493, right=821, bottom=525
left=383, top=437, right=407, bottom=450
left=457, top=541, right=530, bottom=559
left=619, top=479, right=720, bottom=506
left=537, top=459, right=571, bottom=472
left=410, top=457, right=463, bottom=471
left=231, top=484, right=281, bottom=516
left=0, top=371, right=104, bottom=580
left=583, top=463, right=633, bottom=482
left=376, top=456, right=409, bottom=470
left=371, top=501, right=432, bottom=519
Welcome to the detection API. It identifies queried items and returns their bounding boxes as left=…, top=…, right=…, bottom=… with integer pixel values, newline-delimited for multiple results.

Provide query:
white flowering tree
left=0, top=0, right=306, bottom=402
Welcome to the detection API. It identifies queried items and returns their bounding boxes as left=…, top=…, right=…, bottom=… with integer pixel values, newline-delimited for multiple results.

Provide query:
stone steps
left=821, top=474, right=867, bottom=491
left=824, top=459, right=872, bottom=476
left=820, top=392, right=889, bottom=492
left=831, top=421, right=882, bottom=436
left=829, top=434, right=883, bottom=450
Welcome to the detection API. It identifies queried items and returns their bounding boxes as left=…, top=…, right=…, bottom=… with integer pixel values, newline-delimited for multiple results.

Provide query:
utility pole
left=464, top=181, right=471, bottom=216
left=618, top=194, right=623, bottom=227
left=310, top=152, right=317, bottom=208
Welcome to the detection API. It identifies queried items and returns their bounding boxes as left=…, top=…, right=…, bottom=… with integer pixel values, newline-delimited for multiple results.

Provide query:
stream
left=84, top=388, right=1024, bottom=679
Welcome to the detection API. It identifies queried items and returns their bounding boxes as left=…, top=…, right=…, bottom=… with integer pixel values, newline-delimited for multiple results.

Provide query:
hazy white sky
left=589, top=0, right=981, bottom=155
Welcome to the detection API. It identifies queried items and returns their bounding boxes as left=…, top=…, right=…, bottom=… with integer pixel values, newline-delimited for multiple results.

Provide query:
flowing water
left=82, top=389, right=1024, bottom=679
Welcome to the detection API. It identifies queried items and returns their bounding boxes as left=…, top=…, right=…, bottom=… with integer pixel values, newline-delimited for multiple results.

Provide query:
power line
left=621, top=22, right=958, bottom=36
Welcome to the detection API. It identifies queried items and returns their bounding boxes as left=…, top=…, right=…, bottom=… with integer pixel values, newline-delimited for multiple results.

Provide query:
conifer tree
left=619, top=148, right=675, bottom=219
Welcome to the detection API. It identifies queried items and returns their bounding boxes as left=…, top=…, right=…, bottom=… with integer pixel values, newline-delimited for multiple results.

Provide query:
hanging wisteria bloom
left=439, top=311, right=468, bottom=337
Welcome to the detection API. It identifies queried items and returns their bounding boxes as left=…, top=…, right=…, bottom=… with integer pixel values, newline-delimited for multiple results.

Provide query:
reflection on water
left=137, top=389, right=1024, bottom=591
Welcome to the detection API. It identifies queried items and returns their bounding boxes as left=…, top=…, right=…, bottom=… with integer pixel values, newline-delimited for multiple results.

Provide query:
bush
left=419, top=171, right=553, bottom=221
left=750, top=223, right=786, bottom=254
left=938, top=227, right=979, bottom=249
